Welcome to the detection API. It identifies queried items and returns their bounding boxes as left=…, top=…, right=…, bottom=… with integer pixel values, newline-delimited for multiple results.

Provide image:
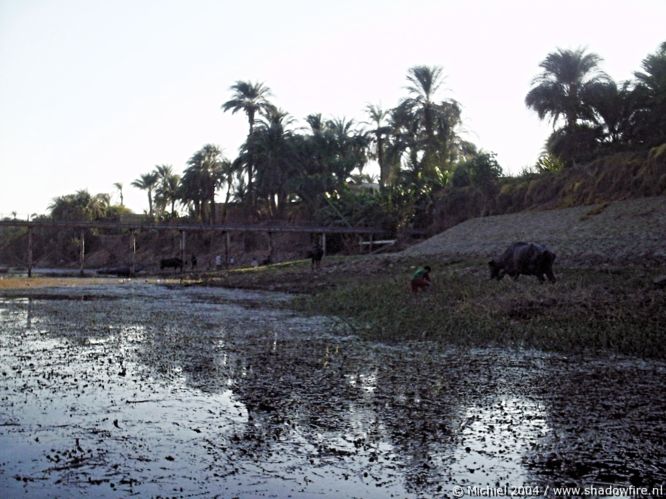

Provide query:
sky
left=1, top=0, right=664, bottom=217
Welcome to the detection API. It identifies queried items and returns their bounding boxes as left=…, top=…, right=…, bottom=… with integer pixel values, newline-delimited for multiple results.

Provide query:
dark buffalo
left=160, top=257, right=183, bottom=271
left=306, top=244, right=324, bottom=271
left=488, top=242, right=556, bottom=283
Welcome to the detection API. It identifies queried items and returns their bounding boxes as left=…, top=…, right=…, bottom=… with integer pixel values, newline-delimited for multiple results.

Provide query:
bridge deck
left=0, top=220, right=388, bottom=235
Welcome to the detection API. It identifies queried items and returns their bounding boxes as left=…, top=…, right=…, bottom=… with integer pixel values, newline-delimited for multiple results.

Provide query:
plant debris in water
left=0, top=282, right=664, bottom=497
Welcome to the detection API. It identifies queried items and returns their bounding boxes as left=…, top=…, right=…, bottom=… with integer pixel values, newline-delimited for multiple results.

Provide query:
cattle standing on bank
left=160, top=257, right=183, bottom=271
left=488, top=242, right=556, bottom=283
left=307, top=243, right=324, bottom=271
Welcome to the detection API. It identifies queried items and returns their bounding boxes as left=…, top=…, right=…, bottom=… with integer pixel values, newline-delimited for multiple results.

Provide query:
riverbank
left=196, top=254, right=666, bottom=359
left=3, top=251, right=664, bottom=359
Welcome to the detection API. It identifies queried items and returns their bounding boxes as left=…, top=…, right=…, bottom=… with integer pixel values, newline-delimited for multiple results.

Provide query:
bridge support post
left=79, top=229, right=85, bottom=276
left=267, top=231, right=273, bottom=262
left=27, top=227, right=33, bottom=278
left=224, top=231, right=230, bottom=268
left=180, top=230, right=186, bottom=273
left=129, top=229, right=136, bottom=277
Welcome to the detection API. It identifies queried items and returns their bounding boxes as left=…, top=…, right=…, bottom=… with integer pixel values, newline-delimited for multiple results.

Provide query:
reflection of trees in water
left=369, top=350, right=505, bottom=493
left=525, top=357, right=666, bottom=488
left=13, top=295, right=664, bottom=494
left=221, top=333, right=500, bottom=495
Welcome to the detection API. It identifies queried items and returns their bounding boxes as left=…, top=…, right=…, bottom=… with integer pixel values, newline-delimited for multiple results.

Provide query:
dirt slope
left=401, top=195, right=666, bottom=264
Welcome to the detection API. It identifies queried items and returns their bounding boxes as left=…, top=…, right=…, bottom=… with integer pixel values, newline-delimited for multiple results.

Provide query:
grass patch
left=293, top=259, right=666, bottom=358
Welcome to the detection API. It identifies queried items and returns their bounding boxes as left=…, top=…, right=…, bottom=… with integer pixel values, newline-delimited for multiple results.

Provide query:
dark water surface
left=1, top=283, right=664, bottom=498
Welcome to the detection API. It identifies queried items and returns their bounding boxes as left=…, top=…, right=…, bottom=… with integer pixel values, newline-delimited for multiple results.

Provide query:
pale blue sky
left=1, top=0, right=664, bottom=216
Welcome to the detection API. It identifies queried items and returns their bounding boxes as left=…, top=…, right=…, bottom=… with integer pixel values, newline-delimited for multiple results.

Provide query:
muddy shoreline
left=1, top=281, right=665, bottom=497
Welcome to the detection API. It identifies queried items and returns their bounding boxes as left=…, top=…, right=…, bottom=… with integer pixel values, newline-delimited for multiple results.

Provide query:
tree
left=386, top=66, right=463, bottom=199
left=131, top=172, right=159, bottom=218
left=49, top=190, right=110, bottom=221
left=154, top=165, right=180, bottom=218
left=401, top=66, right=463, bottom=174
left=222, top=81, right=272, bottom=208
left=113, top=182, right=124, bottom=206
left=179, top=145, right=226, bottom=223
left=239, top=108, right=296, bottom=218
left=525, top=48, right=608, bottom=130
left=585, top=80, right=637, bottom=147
left=632, top=41, right=666, bottom=146
left=365, top=105, right=392, bottom=190
left=452, top=151, right=503, bottom=193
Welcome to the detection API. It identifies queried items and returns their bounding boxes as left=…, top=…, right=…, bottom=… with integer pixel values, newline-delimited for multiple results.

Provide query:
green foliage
left=295, top=261, right=666, bottom=358
left=527, top=42, right=666, bottom=164
left=131, top=172, right=159, bottom=218
left=314, top=188, right=399, bottom=231
left=546, top=124, right=603, bottom=166
left=631, top=41, right=666, bottom=147
left=451, top=151, right=502, bottom=191
left=525, top=48, right=608, bottom=129
left=178, top=145, right=229, bottom=223
left=49, top=190, right=111, bottom=221
left=533, top=152, right=565, bottom=173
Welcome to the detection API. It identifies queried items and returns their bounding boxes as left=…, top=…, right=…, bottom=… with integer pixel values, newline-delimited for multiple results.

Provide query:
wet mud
left=1, top=283, right=664, bottom=497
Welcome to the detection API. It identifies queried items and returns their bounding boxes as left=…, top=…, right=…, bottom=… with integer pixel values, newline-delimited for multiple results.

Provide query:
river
left=1, top=282, right=664, bottom=497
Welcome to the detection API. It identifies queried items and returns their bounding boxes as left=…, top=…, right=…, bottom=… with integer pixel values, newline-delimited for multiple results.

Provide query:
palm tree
left=525, top=48, right=609, bottom=130
left=239, top=108, right=296, bottom=218
left=131, top=172, right=159, bottom=218
left=404, top=65, right=444, bottom=145
left=113, top=182, right=124, bottom=206
left=180, top=145, right=225, bottom=223
left=222, top=81, right=272, bottom=208
left=365, top=104, right=392, bottom=189
left=390, top=66, right=463, bottom=187
left=154, top=165, right=180, bottom=218
left=218, top=158, right=237, bottom=223
left=586, top=80, right=634, bottom=145
left=632, top=41, right=666, bottom=146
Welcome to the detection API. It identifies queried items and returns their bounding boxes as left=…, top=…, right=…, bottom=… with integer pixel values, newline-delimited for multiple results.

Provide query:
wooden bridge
left=0, top=219, right=390, bottom=277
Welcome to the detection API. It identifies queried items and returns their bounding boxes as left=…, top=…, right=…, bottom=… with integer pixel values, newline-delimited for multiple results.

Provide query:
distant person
left=411, top=265, right=432, bottom=293
left=191, top=254, right=197, bottom=270
left=251, top=257, right=259, bottom=268
left=215, top=255, right=222, bottom=270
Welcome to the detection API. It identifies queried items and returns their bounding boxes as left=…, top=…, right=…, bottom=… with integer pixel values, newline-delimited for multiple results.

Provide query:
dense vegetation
left=297, top=258, right=666, bottom=358
left=6, top=42, right=666, bottom=237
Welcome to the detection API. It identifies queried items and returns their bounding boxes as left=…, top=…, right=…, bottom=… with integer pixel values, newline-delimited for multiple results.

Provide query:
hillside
left=402, top=195, right=666, bottom=264
left=429, top=145, right=666, bottom=234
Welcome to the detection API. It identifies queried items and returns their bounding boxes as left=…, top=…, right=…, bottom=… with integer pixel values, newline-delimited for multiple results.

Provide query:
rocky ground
left=402, top=196, right=666, bottom=264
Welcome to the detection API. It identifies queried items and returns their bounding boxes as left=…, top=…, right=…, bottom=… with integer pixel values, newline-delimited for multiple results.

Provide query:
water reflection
left=450, top=395, right=550, bottom=487
left=0, top=285, right=664, bottom=498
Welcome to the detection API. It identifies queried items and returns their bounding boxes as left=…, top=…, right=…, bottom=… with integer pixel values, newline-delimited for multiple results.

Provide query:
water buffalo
left=306, top=244, right=324, bottom=271
left=488, top=242, right=556, bottom=283
left=160, top=257, right=183, bottom=271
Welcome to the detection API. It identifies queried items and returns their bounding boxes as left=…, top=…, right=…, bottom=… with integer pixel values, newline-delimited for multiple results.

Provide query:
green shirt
left=412, top=267, right=430, bottom=280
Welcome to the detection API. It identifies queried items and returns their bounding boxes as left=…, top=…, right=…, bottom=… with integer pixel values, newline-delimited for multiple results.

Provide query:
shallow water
left=1, top=283, right=664, bottom=498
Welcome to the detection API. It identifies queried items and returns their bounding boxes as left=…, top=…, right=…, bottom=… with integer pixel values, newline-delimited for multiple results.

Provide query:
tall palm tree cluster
left=53, top=43, right=664, bottom=229
left=127, top=65, right=476, bottom=227
left=526, top=42, right=666, bottom=166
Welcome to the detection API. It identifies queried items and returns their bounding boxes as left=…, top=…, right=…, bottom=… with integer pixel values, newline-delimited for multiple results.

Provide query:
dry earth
left=401, top=196, right=666, bottom=264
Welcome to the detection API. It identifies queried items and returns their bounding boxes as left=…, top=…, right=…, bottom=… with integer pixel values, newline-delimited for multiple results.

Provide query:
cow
left=160, top=257, right=183, bottom=271
left=488, top=242, right=556, bottom=283
left=306, top=243, right=324, bottom=271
